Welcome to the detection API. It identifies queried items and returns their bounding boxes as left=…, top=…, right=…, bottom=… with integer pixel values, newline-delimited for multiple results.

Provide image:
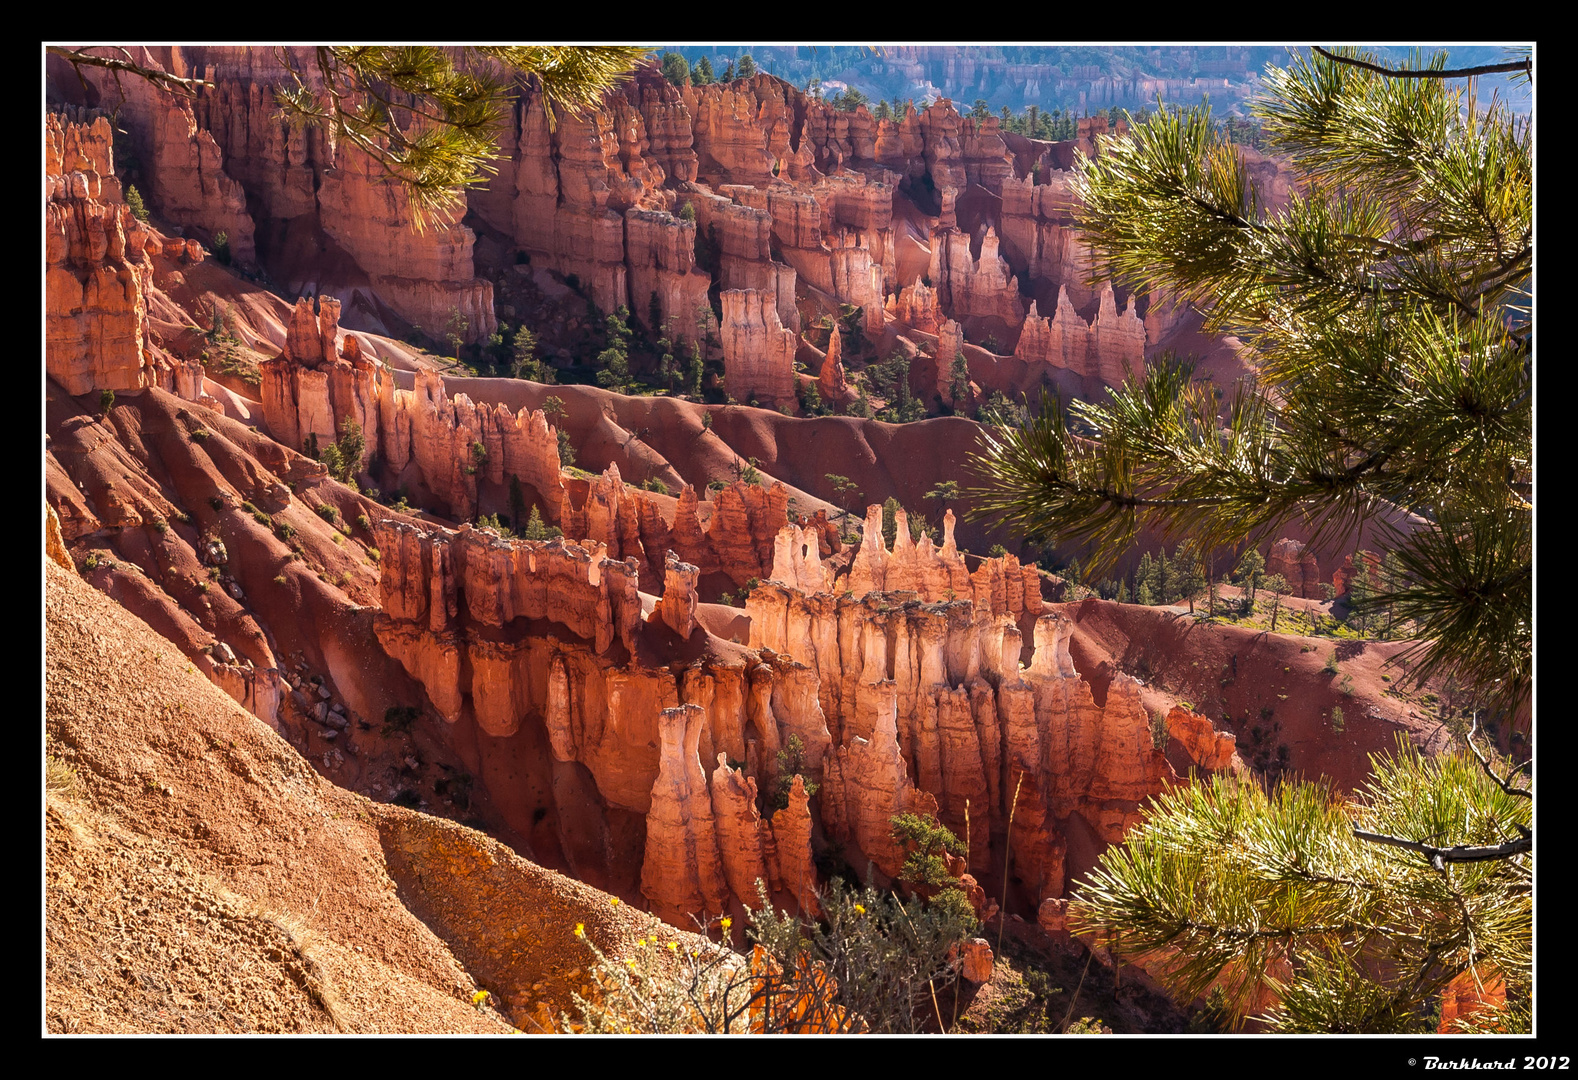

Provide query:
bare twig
left=997, top=772, right=1024, bottom=962
left=1312, top=47, right=1531, bottom=82
left=1465, top=712, right=1532, bottom=800
left=1058, top=943, right=1097, bottom=1033
left=1351, top=828, right=1531, bottom=863
left=47, top=47, right=213, bottom=96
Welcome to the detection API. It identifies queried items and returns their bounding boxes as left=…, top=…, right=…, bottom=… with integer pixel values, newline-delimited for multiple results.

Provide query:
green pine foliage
left=519, top=505, right=562, bottom=541
left=125, top=184, right=149, bottom=222
left=318, top=417, right=365, bottom=483
left=269, top=47, right=648, bottom=230
left=972, top=48, right=1530, bottom=708
left=1073, top=738, right=1530, bottom=1032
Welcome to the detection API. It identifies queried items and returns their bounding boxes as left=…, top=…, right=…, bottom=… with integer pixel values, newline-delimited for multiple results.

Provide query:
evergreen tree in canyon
left=977, top=46, right=1533, bottom=1033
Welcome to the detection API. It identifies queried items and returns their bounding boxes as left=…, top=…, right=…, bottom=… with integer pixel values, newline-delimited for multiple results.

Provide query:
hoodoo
left=47, top=44, right=1519, bottom=1036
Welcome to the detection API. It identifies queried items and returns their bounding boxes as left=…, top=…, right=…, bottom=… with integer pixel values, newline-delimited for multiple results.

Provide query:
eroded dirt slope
left=44, top=556, right=708, bottom=1033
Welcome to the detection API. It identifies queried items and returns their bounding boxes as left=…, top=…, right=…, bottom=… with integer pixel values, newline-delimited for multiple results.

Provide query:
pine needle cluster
left=1072, top=736, right=1530, bottom=1032
left=273, top=46, right=649, bottom=230
left=971, top=47, right=1530, bottom=706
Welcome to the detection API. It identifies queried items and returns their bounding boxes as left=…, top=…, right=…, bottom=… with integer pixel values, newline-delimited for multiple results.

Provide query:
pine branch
left=1311, top=47, right=1531, bottom=81
left=1464, top=714, right=1532, bottom=801
left=47, top=46, right=213, bottom=96
left=1351, top=829, right=1531, bottom=864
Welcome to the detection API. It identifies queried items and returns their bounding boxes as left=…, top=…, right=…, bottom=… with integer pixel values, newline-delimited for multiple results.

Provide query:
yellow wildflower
left=575, top=923, right=585, bottom=937
left=854, top=904, right=866, bottom=915
left=610, top=897, right=621, bottom=907
left=667, top=941, right=678, bottom=952
left=719, top=917, right=732, bottom=931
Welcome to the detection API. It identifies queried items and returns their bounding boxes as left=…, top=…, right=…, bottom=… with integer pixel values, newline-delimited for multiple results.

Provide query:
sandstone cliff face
left=1267, top=538, right=1324, bottom=601
left=719, top=289, right=798, bottom=407
left=928, top=227, right=1026, bottom=329
left=81, top=49, right=257, bottom=266
left=62, top=53, right=1214, bottom=419
left=48, top=114, right=153, bottom=395
left=317, top=133, right=496, bottom=345
left=101, top=47, right=492, bottom=343
left=997, top=171, right=1095, bottom=308
left=262, top=321, right=566, bottom=524
left=747, top=517, right=1170, bottom=901
left=1014, top=284, right=1144, bottom=387
left=668, top=480, right=793, bottom=589
left=642, top=705, right=730, bottom=924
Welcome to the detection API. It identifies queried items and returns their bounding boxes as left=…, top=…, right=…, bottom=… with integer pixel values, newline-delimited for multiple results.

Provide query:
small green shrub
left=766, top=735, right=820, bottom=813
left=890, top=812, right=968, bottom=889
left=273, top=574, right=288, bottom=585
left=208, top=495, right=225, bottom=511
left=152, top=519, right=169, bottom=535
left=315, top=504, right=339, bottom=523
left=99, top=388, right=115, bottom=414
left=366, top=547, right=381, bottom=563
left=1323, top=652, right=1340, bottom=675
left=191, top=428, right=211, bottom=442
left=1330, top=705, right=1345, bottom=732
left=126, top=185, right=149, bottom=222
left=356, top=514, right=371, bottom=531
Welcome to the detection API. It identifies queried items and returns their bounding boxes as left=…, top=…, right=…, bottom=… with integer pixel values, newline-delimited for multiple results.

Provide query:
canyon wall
left=361, top=489, right=1232, bottom=928
left=65, top=53, right=1194, bottom=401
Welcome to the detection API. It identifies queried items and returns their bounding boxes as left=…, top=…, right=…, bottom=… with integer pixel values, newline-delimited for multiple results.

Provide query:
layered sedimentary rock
left=748, top=515, right=1169, bottom=900
left=719, top=290, right=798, bottom=407
left=318, top=134, right=495, bottom=344
left=623, top=208, right=714, bottom=337
left=886, top=280, right=943, bottom=335
left=771, top=525, right=835, bottom=595
left=80, top=49, right=257, bottom=265
left=1267, top=538, right=1324, bottom=601
left=372, top=518, right=644, bottom=734
left=928, top=227, right=1026, bottom=328
left=1165, top=706, right=1238, bottom=772
left=957, top=115, right=1015, bottom=189
left=997, top=171, right=1094, bottom=308
left=643, top=705, right=730, bottom=923
left=825, top=230, right=887, bottom=336
left=263, top=325, right=566, bottom=523
left=817, top=325, right=850, bottom=401
left=820, top=681, right=940, bottom=878
left=46, top=112, right=157, bottom=395
left=683, top=186, right=798, bottom=335
left=259, top=296, right=382, bottom=457
left=655, top=551, right=701, bottom=639
left=839, top=506, right=1042, bottom=616
left=1014, top=284, right=1144, bottom=387
left=769, top=776, right=821, bottom=918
